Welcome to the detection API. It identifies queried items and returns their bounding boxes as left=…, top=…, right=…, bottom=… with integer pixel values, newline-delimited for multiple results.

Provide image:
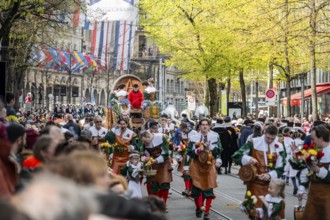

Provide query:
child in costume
left=120, top=151, right=143, bottom=198
left=257, top=179, right=285, bottom=220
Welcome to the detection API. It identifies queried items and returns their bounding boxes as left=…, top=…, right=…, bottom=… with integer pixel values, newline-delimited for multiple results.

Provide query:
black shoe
left=224, top=167, right=228, bottom=174
left=293, top=188, right=298, bottom=195
left=196, top=208, right=202, bottom=218
left=228, top=169, right=231, bottom=174
left=203, top=213, right=210, bottom=220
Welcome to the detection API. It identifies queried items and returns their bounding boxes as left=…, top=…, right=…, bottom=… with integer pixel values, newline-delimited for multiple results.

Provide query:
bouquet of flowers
left=100, top=142, right=111, bottom=154
left=141, top=155, right=157, bottom=176
left=290, top=144, right=324, bottom=177
left=267, top=152, right=278, bottom=170
left=112, top=142, right=125, bottom=154
left=176, top=144, right=187, bottom=155
left=195, top=142, right=204, bottom=148
left=240, top=191, right=257, bottom=215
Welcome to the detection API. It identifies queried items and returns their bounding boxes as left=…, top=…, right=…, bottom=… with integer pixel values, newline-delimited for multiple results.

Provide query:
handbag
left=294, top=200, right=304, bottom=220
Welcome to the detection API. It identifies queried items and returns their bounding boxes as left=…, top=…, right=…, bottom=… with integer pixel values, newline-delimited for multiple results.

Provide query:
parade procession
left=1, top=0, right=330, bottom=220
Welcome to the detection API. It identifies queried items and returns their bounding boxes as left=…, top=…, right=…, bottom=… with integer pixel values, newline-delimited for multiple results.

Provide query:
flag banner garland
left=28, top=1, right=139, bottom=73
left=28, top=45, right=100, bottom=75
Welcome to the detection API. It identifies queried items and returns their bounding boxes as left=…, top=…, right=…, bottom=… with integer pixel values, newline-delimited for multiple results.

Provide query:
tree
left=0, top=0, right=83, bottom=107
left=140, top=0, right=236, bottom=116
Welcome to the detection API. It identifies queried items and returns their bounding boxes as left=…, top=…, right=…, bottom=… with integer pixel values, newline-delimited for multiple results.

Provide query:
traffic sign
left=265, top=89, right=276, bottom=106
left=266, top=89, right=275, bottom=99
left=187, top=96, right=196, bottom=110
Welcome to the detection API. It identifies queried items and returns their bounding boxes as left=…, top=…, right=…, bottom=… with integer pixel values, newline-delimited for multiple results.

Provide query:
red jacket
left=128, top=90, right=144, bottom=109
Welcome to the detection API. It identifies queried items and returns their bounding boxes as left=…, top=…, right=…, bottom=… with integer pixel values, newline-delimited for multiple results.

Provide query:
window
left=166, top=79, right=170, bottom=92
left=72, top=87, right=79, bottom=97
left=170, top=80, right=174, bottom=92
left=60, top=86, right=67, bottom=96
left=53, top=85, right=61, bottom=96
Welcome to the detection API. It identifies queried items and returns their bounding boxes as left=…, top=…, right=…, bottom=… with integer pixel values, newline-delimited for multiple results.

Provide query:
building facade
left=279, top=70, right=330, bottom=116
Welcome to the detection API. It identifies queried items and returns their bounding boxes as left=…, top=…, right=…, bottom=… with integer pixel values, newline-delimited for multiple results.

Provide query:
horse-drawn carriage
left=105, top=75, right=161, bottom=132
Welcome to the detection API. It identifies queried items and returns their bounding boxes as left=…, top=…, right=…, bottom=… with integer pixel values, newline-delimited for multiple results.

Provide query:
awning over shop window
left=282, top=84, right=330, bottom=107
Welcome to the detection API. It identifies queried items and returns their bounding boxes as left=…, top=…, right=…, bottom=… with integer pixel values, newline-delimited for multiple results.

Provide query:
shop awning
left=282, top=84, right=330, bottom=107
left=291, top=84, right=330, bottom=100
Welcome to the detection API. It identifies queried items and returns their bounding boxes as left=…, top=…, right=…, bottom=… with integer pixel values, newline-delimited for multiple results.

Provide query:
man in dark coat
left=239, top=119, right=254, bottom=147
left=212, top=118, right=238, bottom=174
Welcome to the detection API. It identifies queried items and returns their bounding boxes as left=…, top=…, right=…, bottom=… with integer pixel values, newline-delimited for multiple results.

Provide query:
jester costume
left=187, top=131, right=222, bottom=218
left=232, top=135, right=286, bottom=219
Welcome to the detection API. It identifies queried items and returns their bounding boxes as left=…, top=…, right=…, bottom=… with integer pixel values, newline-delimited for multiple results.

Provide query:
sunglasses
left=96, top=121, right=102, bottom=123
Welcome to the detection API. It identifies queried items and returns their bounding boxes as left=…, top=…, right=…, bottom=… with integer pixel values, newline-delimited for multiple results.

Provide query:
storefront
left=282, top=83, right=330, bottom=116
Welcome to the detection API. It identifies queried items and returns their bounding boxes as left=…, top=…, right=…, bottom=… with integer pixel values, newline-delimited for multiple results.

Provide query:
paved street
left=143, top=165, right=306, bottom=220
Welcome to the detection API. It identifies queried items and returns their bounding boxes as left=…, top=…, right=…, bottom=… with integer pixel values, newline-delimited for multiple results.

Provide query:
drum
left=198, top=150, right=209, bottom=164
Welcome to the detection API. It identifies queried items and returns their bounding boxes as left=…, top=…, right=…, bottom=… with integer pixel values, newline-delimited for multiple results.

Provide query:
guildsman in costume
left=105, top=118, right=137, bottom=174
left=187, top=119, right=222, bottom=220
left=177, top=122, right=197, bottom=197
left=296, top=125, right=330, bottom=219
left=232, top=124, right=286, bottom=219
left=140, top=130, right=173, bottom=208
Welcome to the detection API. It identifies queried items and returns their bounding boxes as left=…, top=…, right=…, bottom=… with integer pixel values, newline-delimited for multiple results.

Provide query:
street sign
left=266, top=89, right=275, bottom=99
left=265, top=89, right=276, bottom=106
left=187, top=96, right=196, bottom=110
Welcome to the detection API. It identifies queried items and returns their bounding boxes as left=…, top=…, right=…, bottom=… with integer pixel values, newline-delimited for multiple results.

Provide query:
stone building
left=22, top=26, right=194, bottom=113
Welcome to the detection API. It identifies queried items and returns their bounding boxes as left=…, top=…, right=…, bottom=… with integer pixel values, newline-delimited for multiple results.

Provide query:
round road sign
left=266, top=89, right=275, bottom=99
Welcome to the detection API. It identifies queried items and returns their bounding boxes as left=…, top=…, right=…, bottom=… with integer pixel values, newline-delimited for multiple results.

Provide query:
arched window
left=93, top=89, right=99, bottom=105
left=85, top=89, right=91, bottom=102
left=100, top=90, right=106, bottom=106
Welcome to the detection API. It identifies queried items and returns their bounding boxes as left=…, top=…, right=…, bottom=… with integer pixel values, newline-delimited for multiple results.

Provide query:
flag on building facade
left=113, top=20, right=136, bottom=71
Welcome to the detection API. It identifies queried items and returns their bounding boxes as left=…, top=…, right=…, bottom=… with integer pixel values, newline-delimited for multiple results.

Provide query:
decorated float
left=105, top=75, right=161, bottom=132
